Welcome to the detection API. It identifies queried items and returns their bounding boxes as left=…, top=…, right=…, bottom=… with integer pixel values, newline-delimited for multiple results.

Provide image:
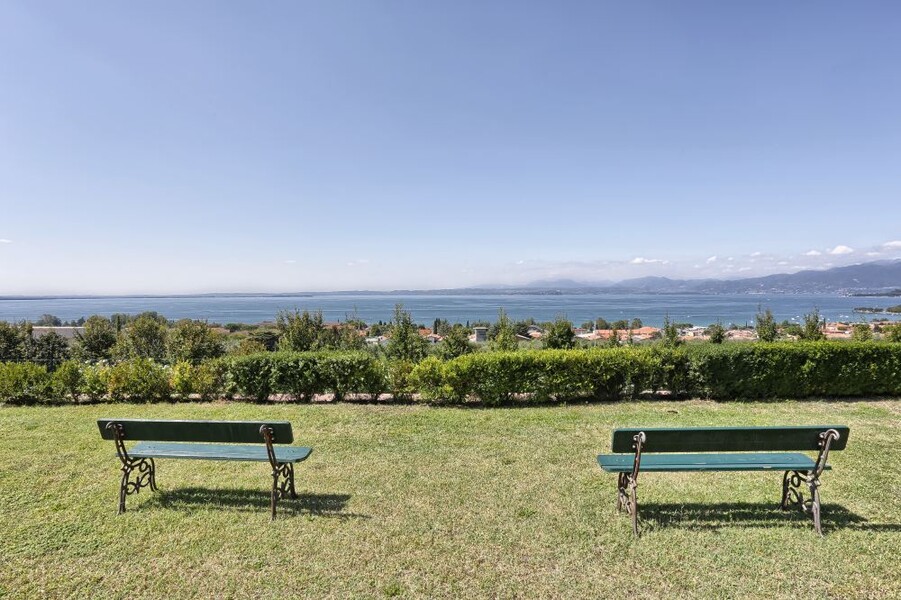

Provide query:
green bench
left=597, top=425, right=849, bottom=536
left=98, top=419, right=313, bottom=520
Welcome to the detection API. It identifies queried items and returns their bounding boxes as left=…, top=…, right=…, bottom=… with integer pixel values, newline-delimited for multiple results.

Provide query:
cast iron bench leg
left=269, top=462, right=298, bottom=521
left=781, top=470, right=824, bottom=535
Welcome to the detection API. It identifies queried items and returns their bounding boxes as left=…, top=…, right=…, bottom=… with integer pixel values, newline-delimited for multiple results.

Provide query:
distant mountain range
left=515, top=260, right=901, bottom=295
left=2, top=260, right=899, bottom=300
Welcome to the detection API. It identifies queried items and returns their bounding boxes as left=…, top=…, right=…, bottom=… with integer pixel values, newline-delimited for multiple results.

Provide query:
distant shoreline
left=0, top=290, right=877, bottom=301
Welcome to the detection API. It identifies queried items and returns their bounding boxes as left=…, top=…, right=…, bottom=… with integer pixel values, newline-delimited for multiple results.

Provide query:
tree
left=368, top=323, right=388, bottom=337
left=851, top=324, right=872, bottom=342
left=544, top=316, right=576, bottom=349
left=883, top=323, right=901, bottom=343
left=607, top=327, right=620, bottom=348
left=27, top=331, right=71, bottom=371
left=276, top=309, right=324, bottom=352
left=661, top=315, right=683, bottom=347
left=630, top=318, right=643, bottom=329
left=489, top=309, right=518, bottom=352
left=799, top=309, right=825, bottom=341
left=437, top=325, right=474, bottom=359
left=595, top=317, right=610, bottom=330
left=115, top=312, right=169, bottom=361
left=319, top=322, right=365, bottom=351
left=74, top=315, right=117, bottom=362
left=0, top=322, right=25, bottom=361
left=386, top=304, right=428, bottom=362
left=755, top=307, right=778, bottom=342
left=36, top=314, right=62, bottom=326
left=705, top=321, right=726, bottom=344
left=249, top=330, right=280, bottom=351
left=168, top=319, right=226, bottom=364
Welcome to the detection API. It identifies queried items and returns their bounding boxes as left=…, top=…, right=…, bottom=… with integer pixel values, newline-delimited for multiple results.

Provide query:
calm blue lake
left=0, top=293, right=898, bottom=327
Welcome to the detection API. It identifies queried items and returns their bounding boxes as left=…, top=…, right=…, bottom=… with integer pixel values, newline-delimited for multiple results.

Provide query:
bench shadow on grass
left=639, top=502, right=901, bottom=534
left=146, top=488, right=368, bottom=520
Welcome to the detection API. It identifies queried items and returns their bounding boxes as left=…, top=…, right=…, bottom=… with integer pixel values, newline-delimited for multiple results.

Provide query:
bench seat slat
left=129, top=442, right=313, bottom=463
left=597, top=452, right=825, bottom=473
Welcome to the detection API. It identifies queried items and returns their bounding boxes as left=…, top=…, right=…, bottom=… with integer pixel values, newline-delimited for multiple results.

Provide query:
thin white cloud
left=283, top=259, right=297, bottom=264
left=865, top=251, right=881, bottom=257
left=0, top=239, right=12, bottom=244
left=777, top=261, right=789, bottom=265
left=804, top=250, right=822, bottom=256
left=630, top=257, right=666, bottom=265
left=706, top=255, right=717, bottom=263
left=883, top=240, right=901, bottom=250
left=750, top=251, right=762, bottom=257
left=828, top=245, right=854, bottom=255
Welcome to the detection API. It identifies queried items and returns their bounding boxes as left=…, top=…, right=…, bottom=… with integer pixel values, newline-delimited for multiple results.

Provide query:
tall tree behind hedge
left=74, top=315, right=117, bottom=362
left=706, top=321, right=726, bottom=344
left=115, top=312, right=169, bottom=361
left=851, top=324, right=872, bottom=341
left=489, top=309, right=518, bottom=351
left=26, top=331, right=71, bottom=371
left=884, top=323, right=901, bottom=342
left=387, top=304, right=428, bottom=362
left=661, top=316, right=683, bottom=347
left=169, top=319, right=226, bottom=364
left=755, top=307, right=778, bottom=342
left=276, top=309, right=324, bottom=351
left=437, top=324, right=474, bottom=359
left=0, top=322, right=25, bottom=361
left=799, top=309, right=825, bottom=341
left=544, top=316, right=576, bottom=349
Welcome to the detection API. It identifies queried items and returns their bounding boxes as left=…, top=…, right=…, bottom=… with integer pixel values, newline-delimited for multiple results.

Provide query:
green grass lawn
left=1, top=400, right=899, bottom=599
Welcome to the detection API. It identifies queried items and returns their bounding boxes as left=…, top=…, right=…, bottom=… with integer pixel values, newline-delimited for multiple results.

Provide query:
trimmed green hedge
left=1, top=342, right=900, bottom=405
left=411, top=343, right=901, bottom=404
left=227, top=351, right=385, bottom=402
left=691, top=342, right=901, bottom=399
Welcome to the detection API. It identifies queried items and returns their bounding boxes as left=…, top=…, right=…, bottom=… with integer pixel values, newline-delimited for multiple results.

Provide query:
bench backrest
left=97, top=419, right=294, bottom=444
left=611, top=426, right=849, bottom=453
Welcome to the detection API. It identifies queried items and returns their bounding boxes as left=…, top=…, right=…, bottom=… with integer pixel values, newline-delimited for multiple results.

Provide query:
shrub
left=171, top=360, right=226, bottom=401
left=52, top=360, right=84, bottom=403
left=387, top=359, right=417, bottom=401
left=851, top=324, right=872, bottom=342
left=884, top=323, right=901, bottom=343
left=81, top=364, right=109, bottom=402
left=320, top=352, right=384, bottom=401
left=170, top=361, right=193, bottom=399
left=0, top=362, right=54, bottom=405
left=269, top=352, right=325, bottom=402
left=106, top=358, right=171, bottom=402
left=226, top=353, right=275, bottom=402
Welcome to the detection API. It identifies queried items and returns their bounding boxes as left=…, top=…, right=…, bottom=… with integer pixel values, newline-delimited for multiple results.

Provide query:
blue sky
left=1, top=1, right=899, bottom=294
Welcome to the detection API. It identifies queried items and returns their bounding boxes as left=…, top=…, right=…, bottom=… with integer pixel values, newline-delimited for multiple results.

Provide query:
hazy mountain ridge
left=520, top=260, right=901, bottom=294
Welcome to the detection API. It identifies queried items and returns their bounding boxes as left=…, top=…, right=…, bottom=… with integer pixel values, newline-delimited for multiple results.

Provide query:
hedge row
left=414, top=343, right=901, bottom=404
left=1, top=343, right=900, bottom=405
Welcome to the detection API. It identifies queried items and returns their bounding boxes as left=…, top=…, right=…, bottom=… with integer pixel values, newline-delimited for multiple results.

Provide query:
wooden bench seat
left=597, top=425, right=849, bottom=536
left=98, top=418, right=313, bottom=519
left=597, top=452, right=823, bottom=472
left=129, top=442, right=312, bottom=463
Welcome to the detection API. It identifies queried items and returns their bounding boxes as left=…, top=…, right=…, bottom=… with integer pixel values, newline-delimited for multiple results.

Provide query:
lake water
left=1, top=293, right=898, bottom=327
